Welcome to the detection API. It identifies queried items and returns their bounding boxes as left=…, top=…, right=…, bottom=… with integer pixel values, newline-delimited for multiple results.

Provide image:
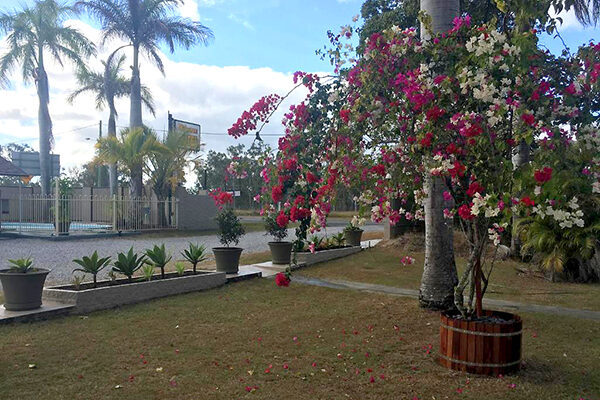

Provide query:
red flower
left=271, top=185, right=283, bottom=203
left=420, top=132, right=434, bottom=147
left=458, top=204, right=475, bottom=220
left=534, top=166, right=553, bottom=184
left=306, top=172, right=319, bottom=184
left=283, top=158, right=297, bottom=170
left=520, top=196, right=535, bottom=207
left=521, top=113, right=535, bottom=126
left=340, top=109, right=351, bottom=124
left=448, top=161, right=466, bottom=178
left=466, top=181, right=485, bottom=197
left=275, top=272, right=290, bottom=287
left=276, top=211, right=289, bottom=228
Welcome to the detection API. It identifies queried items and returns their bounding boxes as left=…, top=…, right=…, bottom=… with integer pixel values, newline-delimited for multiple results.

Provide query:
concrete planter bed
left=294, top=245, right=362, bottom=266
left=43, top=270, right=226, bottom=314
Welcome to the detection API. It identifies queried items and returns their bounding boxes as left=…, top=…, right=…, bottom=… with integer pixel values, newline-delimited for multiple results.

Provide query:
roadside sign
left=11, top=152, right=60, bottom=177
left=168, top=113, right=201, bottom=150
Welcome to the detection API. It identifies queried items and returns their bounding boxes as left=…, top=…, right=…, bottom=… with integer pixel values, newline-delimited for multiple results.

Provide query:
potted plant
left=72, top=251, right=111, bottom=288
left=0, top=257, right=50, bottom=311
left=265, top=212, right=293, bottom=264
left=344, top=216, right=365, bottom=247
left=210, top=189, right=245, bottom=273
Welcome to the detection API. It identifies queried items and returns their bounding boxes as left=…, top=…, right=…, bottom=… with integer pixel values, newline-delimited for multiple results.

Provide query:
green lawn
left=0, top=279, right=598, bottom=399
left=302, top=234, right=600, bottom=311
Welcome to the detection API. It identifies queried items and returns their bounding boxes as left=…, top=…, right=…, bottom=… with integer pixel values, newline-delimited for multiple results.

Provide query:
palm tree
left=0, top=0, right=95, bottom=195
left=76, top=0, right=213, bottom=131
left=96, top=126, right=162, bottom=197
left=147, top=128, right=197, bottom=224
left=417, top=0, right=460, bottom=311
left=67, top=49, right=156, bottom=195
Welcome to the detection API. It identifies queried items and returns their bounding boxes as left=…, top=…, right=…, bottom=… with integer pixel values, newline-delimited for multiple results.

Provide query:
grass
left=0, top=279, right=598, bottom=399
left=302, top=233, right=600, bottom=311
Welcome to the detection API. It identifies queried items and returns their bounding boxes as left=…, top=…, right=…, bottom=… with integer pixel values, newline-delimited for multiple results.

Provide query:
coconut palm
left=76, top=0, right=213, bottom=131
left=0, top=0, right=95, bottom=195
left=96, top=125, right=162, bottom=197
left=67, top=49, right=156, bottom=195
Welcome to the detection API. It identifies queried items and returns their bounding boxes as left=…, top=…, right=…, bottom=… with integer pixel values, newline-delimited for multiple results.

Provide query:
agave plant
left=331, top=233, right=346, bottom=247
left=7, top=257, right=34, bottom=273
left=72, top=251, right=111, bottom=287
left=181, top=243, right=208, bottom=274
left=112, top=247, right=146, bottom=283
left=145, top=244, right=172, bottom=279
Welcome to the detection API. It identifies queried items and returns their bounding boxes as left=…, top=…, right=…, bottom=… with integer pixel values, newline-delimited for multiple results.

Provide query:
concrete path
left=292, top=275, right=600, bottom=321
left=0, top=225, right=381, bottom=286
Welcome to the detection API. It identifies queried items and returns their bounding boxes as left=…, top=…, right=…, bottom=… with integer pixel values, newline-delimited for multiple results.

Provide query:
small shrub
left=264, top=214, right=288, bottom=242
left=215, top=208, right=245, bottom=247
left=331, top=233, right=345, bottom=247
left=71, top=274, right=85, bottom=290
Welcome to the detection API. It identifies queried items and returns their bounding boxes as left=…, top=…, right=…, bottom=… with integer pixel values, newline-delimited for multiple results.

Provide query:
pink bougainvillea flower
left=275, top=272, right=290, bottom=287
left=311, top=362, right=317, bottom=367
left=283, top=363, right=289, bottom=370
left=276, top=211, right=289, bottom=228
left=521, top=112, right=535, bottom=126
left=458, top=204, right=475, bottom=220
left=308, top=242, right=316, bottom=254
left=466, top=181, right=485, bottom=197
left=520, top=196, right=535, bottom=207
left=369, top=376, right=375, bottom=383
left=507, top=383, right=516, bottom=389
left=456, top=387, right=463, bottom=394
left=442, top=191, right=452, bottom=201
left=401, top=256, right=415, bottom=265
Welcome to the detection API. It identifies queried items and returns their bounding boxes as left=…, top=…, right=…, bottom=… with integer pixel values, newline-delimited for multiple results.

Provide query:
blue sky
left=0, top=0, right=599, bottom=181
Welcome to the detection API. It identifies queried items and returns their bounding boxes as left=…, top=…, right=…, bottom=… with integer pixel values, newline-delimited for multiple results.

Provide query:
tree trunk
left=130, top=43, right=143, bottom=129
left=418, top=0, right=460, bottom=310
left=130, top=164, right=143, bottom=198
left=419, top=174, right=458, bottom=310
left=37, top=52, right=53, bottom=196
left=108, top=107, right=118, bottom=196
left=511, top=139, right=530, bottom=257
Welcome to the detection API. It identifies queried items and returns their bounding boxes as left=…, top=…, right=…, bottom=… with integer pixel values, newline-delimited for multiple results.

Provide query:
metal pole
left=112, top=194, right=117, bottom=232
left=175, top=198, right=179, bottom=229
left=54, top=178, right=59, bottom=236
left=18, top=182, right=22, bottom=235
left=97, top=120, right=102, bottom=187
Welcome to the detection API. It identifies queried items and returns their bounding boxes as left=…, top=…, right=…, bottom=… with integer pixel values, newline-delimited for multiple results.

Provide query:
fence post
left=174, top=198, right=179, bottom=229
left=54, top=179, right=59, bottom=236
left=18, top=182, right=22, bottom=235
left=112, top=194, right=117, bottom=232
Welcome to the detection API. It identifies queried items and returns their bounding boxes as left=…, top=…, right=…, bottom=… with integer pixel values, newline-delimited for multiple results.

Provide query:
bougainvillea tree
left=227, top=16, right=600, bottom=315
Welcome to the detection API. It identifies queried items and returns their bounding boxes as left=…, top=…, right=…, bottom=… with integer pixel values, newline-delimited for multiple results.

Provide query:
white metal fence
left=0, top=192, right=178, bottom=235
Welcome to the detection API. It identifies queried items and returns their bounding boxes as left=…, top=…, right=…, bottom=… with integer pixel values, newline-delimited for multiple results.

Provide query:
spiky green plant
left=112, top=247, right=146, bottom=283
left=175, top=261, right=186, bottom=276
left=331, top=233, right=346, bottom=247
left=72, top=251, right=111, bottom=287
left=7, top=257, right=34, bottom=273
left=141, top=264, right=154, bottom=281
left=145, top=244, right=172, bottom=279
left=181, top=243, right=207, bottom=274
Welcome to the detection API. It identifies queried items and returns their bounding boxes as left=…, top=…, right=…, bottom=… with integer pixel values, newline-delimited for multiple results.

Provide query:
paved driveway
left=0, top=224, right=381, bottom=286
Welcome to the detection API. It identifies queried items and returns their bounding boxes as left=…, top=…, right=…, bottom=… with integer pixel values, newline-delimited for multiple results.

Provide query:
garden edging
left=43, top=270, right=226, bottom=314
left=294, top=245, right=362, bottom=266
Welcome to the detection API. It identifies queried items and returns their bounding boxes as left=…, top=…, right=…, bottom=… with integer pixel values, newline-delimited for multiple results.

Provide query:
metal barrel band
left=439, top=353, right=522, bottom=368
left=441, top=323, right=522, bottom=337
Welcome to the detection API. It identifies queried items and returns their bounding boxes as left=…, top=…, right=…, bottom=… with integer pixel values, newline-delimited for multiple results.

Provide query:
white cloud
left=228, top=13, right=254, bottom=30
left=178, top=0, right=200, bottom=21
left=0, top=19, right=311, bottom=187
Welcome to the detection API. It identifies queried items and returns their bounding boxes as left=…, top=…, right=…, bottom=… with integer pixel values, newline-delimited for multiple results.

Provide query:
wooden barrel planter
left=438, top=310, right=522, bottom=376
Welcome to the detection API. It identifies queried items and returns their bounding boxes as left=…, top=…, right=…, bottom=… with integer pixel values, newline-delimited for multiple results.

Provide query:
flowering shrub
left=228, top=16, right=600, bottom=297
left=210, top=190, right=245, bottom=247
left=264, top=213, right=289, bottom=242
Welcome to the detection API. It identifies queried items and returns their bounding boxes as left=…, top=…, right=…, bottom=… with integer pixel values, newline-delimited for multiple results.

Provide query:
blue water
left=0, top=222, right=112, bottom=231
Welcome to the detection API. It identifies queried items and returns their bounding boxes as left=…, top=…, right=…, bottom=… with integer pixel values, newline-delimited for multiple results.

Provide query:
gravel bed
left=0, top=225, right=381, bottom=286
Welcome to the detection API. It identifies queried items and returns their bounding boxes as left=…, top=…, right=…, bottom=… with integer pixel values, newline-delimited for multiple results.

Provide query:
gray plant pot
left=0, top=268, right=50, bottom=311
left=268, top=241, right=293, bottom=264
left=344, top=229, right=363, bottom=247
left=212, top=247, right=243, bottom=274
